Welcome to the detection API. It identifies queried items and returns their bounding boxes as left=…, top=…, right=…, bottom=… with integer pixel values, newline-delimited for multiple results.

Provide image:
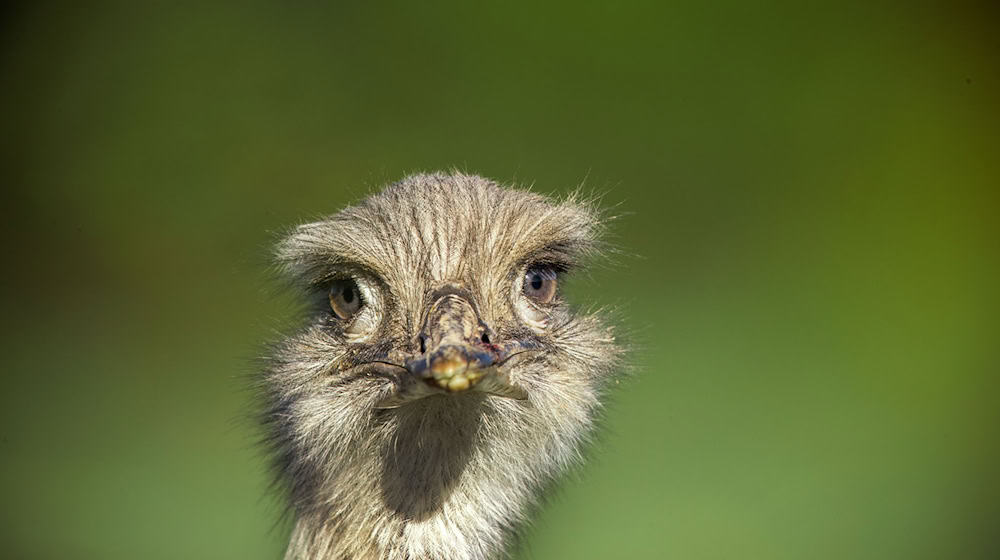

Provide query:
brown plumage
left=262, top=172, right=623, bottom=559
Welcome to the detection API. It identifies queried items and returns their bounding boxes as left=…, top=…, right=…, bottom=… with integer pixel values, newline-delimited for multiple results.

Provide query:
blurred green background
left=2, top=1, right=997, bottom=558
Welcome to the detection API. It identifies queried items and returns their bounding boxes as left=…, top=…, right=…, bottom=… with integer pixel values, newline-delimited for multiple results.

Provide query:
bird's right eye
left=523, top=266, right=558, bottom=304
left=329, top=278, right=363, bottom=320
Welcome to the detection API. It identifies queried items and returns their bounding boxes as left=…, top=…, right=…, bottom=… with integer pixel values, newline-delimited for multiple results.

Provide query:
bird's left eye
left=329, top=278, right=363, bottom=320
left=523, top=267, right=558, bottom=304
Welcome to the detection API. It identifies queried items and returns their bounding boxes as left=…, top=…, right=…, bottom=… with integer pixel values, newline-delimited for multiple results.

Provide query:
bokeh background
left=2, top=2, right=997, bottom=558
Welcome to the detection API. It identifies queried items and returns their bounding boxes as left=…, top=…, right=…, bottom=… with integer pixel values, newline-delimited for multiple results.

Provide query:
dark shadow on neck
left=378, top=392, right=485, bottom=521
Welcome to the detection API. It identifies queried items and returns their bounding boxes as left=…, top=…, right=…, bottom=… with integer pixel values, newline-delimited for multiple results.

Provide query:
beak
left=375, top=292, right=533, bottom=408
left=406, top=344, right=496, bottom=392
left=398, top=342, right=530, bottom=404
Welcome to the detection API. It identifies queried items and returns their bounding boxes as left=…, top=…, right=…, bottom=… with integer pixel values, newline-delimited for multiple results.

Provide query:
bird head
left=263, top=172, right=622, bottom=558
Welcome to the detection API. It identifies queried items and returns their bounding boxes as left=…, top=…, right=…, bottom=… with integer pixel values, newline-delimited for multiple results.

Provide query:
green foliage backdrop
left=2, top=2, right=997, bottom=558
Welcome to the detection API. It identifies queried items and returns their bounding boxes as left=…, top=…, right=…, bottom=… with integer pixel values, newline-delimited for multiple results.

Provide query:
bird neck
left=283, top=392, right=595, bottom=560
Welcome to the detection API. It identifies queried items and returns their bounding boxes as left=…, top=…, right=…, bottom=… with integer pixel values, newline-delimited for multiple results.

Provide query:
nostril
left=419, top=335, right=427, bottom=354
left=480, top=332, right=490, bottom=345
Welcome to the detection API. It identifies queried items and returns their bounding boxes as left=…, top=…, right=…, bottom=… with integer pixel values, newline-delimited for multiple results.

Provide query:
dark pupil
left=530, top=274, right=544, bottom=291
left=342, top=286, right=355, bottom=304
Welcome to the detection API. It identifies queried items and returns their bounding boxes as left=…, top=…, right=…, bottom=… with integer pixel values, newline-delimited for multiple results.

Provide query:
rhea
left=262, top=172, right=622, bottom=560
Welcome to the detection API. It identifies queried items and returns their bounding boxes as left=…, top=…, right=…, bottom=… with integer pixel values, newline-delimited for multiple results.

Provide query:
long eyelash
left=525, top=240, right=587, bottom=271
left=524, top=260, right=569, bottom=278
left=308, top=260, right=382, bottom=290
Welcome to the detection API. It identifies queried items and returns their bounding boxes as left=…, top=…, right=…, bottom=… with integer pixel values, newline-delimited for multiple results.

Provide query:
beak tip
left=430, top=356, right=469, bottom=378
left=446, top=375, right=471, bottom=392
left=429, top=358, right=480, bottom=392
